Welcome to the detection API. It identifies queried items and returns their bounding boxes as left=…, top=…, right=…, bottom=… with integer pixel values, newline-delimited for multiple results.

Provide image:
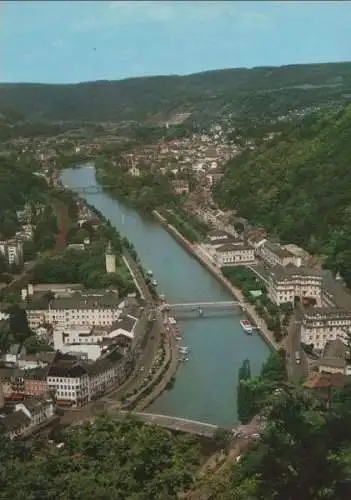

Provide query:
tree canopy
left=215, top=105, right=351, bottom=288
left=0, top=416, right=201, bottom=500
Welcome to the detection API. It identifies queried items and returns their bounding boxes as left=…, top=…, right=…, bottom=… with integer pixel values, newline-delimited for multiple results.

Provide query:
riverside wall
left=152, top=210, right=277, bottom=351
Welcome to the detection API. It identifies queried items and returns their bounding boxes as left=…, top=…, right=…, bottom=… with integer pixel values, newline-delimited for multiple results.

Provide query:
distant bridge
left=165, top=301, right=241, bottom=313
left=59, top=184, right=111, bottom=195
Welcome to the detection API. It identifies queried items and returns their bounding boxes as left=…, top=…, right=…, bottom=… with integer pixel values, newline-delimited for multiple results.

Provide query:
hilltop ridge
left=1, top=61, right=351, bottom=125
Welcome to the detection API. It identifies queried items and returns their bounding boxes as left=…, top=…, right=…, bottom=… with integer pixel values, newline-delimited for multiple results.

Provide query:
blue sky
left=2, top=1, right=351, bottom=83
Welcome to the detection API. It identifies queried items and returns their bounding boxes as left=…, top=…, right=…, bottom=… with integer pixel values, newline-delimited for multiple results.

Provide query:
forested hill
left=214, top=105, right=351, bottom=287
left=1, top=61, right=351, bottom=124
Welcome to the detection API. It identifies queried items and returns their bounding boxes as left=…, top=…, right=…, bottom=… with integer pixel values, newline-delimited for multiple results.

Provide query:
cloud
left=66, top=1, right=275, bottom=35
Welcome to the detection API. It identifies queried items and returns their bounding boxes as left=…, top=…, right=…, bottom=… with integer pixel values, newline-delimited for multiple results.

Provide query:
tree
left=6, top=305, right=31, bottom=343
left=237, top=359, right=255, bottom=424
left=213, top=429, right=232, bottom=455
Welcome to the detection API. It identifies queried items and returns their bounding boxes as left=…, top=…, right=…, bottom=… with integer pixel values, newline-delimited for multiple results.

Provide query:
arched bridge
left=74, top=408, right=222, bottom=438
left=164, top=301, right=241, bottom=313
left=119, top=411, right=220, bottom=437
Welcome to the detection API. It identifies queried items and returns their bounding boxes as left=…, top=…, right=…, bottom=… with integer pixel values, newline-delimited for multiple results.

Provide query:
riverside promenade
left=153, top=210, right=278, bottom=351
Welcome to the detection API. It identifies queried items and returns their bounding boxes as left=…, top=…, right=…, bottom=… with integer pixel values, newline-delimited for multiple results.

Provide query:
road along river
left=61, top=165, right=270, bottom=427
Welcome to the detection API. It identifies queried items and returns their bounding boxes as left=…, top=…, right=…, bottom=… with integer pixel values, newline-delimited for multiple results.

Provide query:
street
left=285, top=307, right=308, bottom=381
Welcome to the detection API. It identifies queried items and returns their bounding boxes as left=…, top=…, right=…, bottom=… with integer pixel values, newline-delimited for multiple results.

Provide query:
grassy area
left=159, top=207, right=210, bottom=243
left=222, top=266, right=293, bottom=342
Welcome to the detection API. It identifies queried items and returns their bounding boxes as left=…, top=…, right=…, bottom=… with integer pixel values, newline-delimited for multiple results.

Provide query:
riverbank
left=153, top=210, right=278, bottom=351
left=61, top=166, right=270, bottom=426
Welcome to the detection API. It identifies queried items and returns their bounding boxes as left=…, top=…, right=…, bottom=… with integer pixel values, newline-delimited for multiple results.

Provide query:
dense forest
left=1, top=368, right=351, bottom=499
left=1, top=62, right=351, bottom=125
left=215, top=105, right=351, bottom=287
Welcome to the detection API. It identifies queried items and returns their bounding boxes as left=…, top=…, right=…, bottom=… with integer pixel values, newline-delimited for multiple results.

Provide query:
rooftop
left=303, top=372, right=350, bottom=389
left=270, top=264, right=322, bottom=282
left=319, top=339, right=347, bottom=369
left=25, top=290, right=122, bottom=311
left=216, top=243, right=252, bottom=253
left=208, top=230, right=231, bottom=239
left=263, top=240, right=294, bottom=259
left=322, top=270, right=351, bottom=309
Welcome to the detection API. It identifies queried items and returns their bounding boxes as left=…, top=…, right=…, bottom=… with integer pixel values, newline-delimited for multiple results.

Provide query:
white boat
left=168, top=317, right=177, bottom=325
left=146, top=270, right=153, bottom=277
left=151, top=279, right=157, bottom=286
left=240, top=319, right=254, bottom=335
left=178, top=346, right=190, bottom=354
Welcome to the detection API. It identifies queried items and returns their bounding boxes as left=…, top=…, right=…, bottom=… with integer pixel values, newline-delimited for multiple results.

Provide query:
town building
left=24, top=288, right=123, bottom=329
left=47, top=350, right=134, bottom=407
left=214, top=243, right=255, bottom=266
left=267, top=264, right=323, bottom=306
left=0, top=239, right=23, bottom=266
left=207, top=230, right=232, bottom=243
left=0, top=386, right=55, bottom=440
left=53, top=309, right=141, bottom=361
left=321, top=270, right=351, bottom=309
left=300, top=307, right=351, bottom=352
left=205, top=169, right=224, bottom=189
left=129, top=166, right=141, bottom=177
left=318, top=339, right=350, bottom=375
left=172, top=180, right=189, bottom=195
left=258, top=240, right=301, bottom=268
left=303, top=372, right=350, bottom=400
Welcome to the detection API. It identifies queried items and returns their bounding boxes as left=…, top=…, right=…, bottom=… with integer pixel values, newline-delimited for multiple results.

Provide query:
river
left=61, top=165, right=270, bottom=427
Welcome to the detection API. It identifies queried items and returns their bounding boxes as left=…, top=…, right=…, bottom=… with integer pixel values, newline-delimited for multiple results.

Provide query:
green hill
left=1, top=61, right=351, bottom=125
left=214, top=105, right=351, bottom=286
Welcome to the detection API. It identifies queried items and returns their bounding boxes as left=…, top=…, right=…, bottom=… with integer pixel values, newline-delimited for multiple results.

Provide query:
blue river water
left=61, top=166, right=270, bottom=426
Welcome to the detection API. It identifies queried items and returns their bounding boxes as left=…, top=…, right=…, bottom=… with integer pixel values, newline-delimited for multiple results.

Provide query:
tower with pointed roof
left=105, top=241, right=116, bottom=274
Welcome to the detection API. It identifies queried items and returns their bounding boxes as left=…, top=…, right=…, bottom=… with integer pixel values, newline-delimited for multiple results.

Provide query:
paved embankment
left=153, top=210, right=278, bottom=351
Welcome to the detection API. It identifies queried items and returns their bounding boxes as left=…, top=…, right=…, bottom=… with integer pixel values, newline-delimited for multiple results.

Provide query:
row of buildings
left=201, top=228, right=351, bottom=355
left=0, top=282, right=145, bottom=418
left=246, top=234, right=351, bottom=355
left=0, top=201, right=47, bottom=268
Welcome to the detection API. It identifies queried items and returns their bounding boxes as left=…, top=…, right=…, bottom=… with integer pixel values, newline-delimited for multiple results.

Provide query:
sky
left=1, top=0, right=351, bottom=84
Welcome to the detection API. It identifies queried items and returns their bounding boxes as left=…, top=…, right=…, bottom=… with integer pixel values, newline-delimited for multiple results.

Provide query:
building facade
left=215, top=243, right=255, bottom=266
left=25, top=290, right=123, bottom=329
left=0, top=239, right=23, bottom=266
left=300, top=308, right=351, bottom=352
left=268, top=265, right=323, bottom=306
left=259, top=240, right=301, bottom=267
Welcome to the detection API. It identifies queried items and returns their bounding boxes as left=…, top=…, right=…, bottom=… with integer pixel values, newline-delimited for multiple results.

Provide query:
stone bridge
left=115, top=410, right=221, bottom=437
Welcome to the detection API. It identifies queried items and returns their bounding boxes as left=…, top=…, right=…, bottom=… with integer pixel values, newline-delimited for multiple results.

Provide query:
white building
left=0, top=239, right=23, bottom=266
left=47, top=351, right=133, bottom=407
left=215, top=243, right=255, bottom=266
left=268, top=264, right=323, bottom=306
left=53, top=313, right=140, bottom=361
left=258, top=240, right=301, bottom=268
left=301, top=308, right=351, bottom=352
left=47, top=357, right=90, bottom=407
left=25, top=289, right=123, bottom=329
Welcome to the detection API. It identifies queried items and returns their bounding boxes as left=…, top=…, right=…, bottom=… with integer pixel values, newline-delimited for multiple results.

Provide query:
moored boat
left=240, top=319, right=254, bottom=334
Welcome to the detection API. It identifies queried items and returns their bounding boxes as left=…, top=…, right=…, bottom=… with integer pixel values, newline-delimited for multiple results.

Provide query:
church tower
left=105, top=241, right=116, bottom=274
